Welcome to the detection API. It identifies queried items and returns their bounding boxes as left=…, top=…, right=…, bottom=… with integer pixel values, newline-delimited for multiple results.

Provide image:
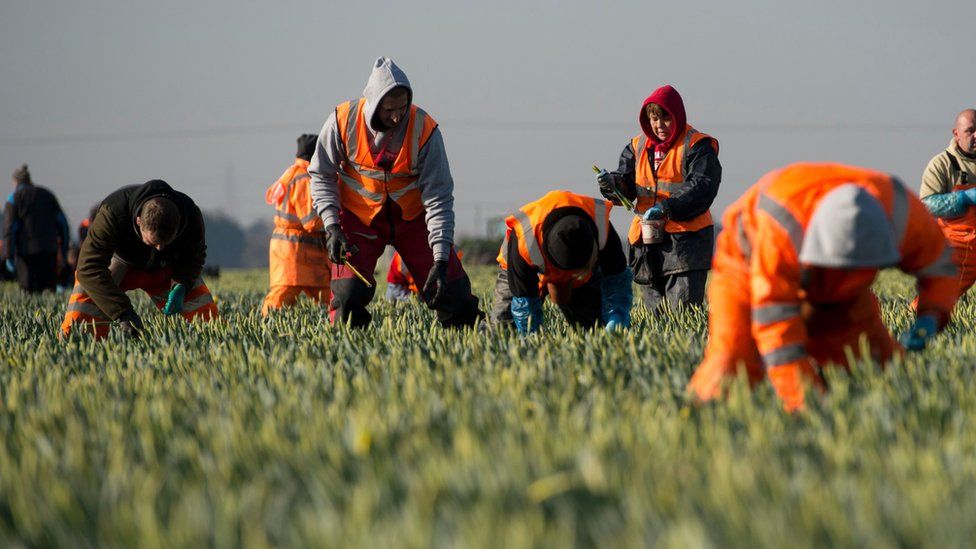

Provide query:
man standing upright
left=919, top=109, right=976, bottom=297
left=309, top=57, right=482, bottom=327
left=2, top=165, right=69, bottom=292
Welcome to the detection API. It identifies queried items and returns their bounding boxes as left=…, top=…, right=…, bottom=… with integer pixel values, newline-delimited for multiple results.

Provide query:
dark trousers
left=491, top=269, right=603, bottom=329
left=330, top=204, right=483, bottom=328
left=629, top=245, right=707, bottom=314
left=14, top=253, right=58, bottom=293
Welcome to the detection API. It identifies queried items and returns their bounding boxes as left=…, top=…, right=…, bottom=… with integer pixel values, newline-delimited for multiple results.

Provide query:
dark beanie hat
left=13, top=164, right=31, bottom=185
left=297, top=134, right=318, bottom=161
left=544, top=215, right=596, bottom=270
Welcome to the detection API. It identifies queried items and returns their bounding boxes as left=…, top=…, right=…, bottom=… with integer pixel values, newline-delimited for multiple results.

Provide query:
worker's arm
left=52, top=195, right=70, bottom=257
left=663, top=139, right=722, bottom=221
left=919, top=154, right=972, bottom=218
left=292, top=176, right=324, bottom=233
left=308, top=112, right=344, bottom=229
left=608, top=142, right=639, bottom=203
left=76, top=205, right=132, bottom=319
left=598, top=222, right=633, bottom=329
left=1, top=197, right=16, bottom=261
left=415, top=128, right=456, bottom=262
left=169, top=204, right=206, bottom=288
left=597, top=223, right=627, bottom=277
left=898, top=192, right=959, bottom=326
left=750, top=209, right=820, bottom=412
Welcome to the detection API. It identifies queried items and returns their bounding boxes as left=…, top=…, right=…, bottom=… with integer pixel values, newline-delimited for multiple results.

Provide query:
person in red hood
left=595, top=85, right=721, bottom=314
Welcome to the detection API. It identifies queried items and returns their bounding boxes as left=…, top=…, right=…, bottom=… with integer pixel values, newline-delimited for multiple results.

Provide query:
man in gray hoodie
left=309, top=57, right=483, bottom=327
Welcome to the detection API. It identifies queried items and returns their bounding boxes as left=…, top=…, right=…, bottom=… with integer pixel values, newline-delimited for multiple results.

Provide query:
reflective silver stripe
left=679, top=128, right=696, bottom=169
left=753, top=302, right=802, bottom=325
left=890, top=177, right=909, bottom=248
left=735, top=216, right=752, bottom=259
left=338, top=172, right=385, bottom=202
left=636, top=186, right=655, bottom=197
left=592, top=198, right=609, bottom=249
left=658, top=181, right=685, bottom=195
left=182, top=292, right=215, bottom=312
left=271, top=233, right=325, bottom=246
left=348, top=164, right=417, bottom=181
left=513, top=210, right=545, bottom=271
left=275, top=211, right=302, bottom=224
left=635, top=135, right=647, bottom=153
left=499, top=233, right=510, bottom=263
left=342, top=99, right=362, bottom=160
left=66, top=301, right=108, bottom=319
left=762, top=343, right=807, bottom=369
left=914, top=245, right=958, bottom=278
left=388, top=182, right=419, bottom=201
left=757, top=193, right=804, bottom=253
left=410, top=108, right=428, bottom=168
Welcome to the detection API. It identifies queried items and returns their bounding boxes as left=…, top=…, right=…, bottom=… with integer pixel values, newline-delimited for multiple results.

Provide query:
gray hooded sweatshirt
left=309, top=57, right=457, bottom=261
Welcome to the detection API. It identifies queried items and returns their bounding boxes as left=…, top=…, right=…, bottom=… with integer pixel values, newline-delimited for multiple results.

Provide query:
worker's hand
left=511, top=296, right=544, bottom=334
left=4, top=259, right=13, bottom=273
left=900, top=314, right=939, bottom=351
left=642, top=204, right=666, bottom=221
left=960, top=188, right=976, bottom=206
left=421, top=260, right=449, bottom=308
left=595, top=169, right=617, bottom=201
left=117, top=309, right=144, bottom=340
left=163, top=283, right=187, bottom=316
left=325, top=224, right=355, bottom=264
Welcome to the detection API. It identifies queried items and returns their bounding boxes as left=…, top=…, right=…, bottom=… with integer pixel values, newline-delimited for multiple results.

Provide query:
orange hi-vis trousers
left=60, top=266, right=218, bottom=339
left=261, top=285, right=329, bottom=316
left=688, top=227, right=899, bottom=403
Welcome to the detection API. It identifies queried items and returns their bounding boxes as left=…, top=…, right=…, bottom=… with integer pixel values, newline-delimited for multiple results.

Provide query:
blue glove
left=960, top=188, right=976, bottom=207
left=922, top=193, right=968, bottom=219
left=601, top=268, right=634, bottom=331
left=642, top=204, right=665, bottom=221
left=900, top=314, right=939, bottom=351
left=4, top=259, right=13, bottom=273
left=163, top=283, right=187, bottom=316
left=511, top=296, right=544, bottom=334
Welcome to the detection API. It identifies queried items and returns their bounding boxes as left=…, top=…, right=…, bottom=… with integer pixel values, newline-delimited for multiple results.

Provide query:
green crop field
left=2, top=266, right=976, bottom=548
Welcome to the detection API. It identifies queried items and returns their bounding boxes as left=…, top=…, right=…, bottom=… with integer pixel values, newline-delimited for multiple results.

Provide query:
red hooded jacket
left=639, top=85, right=688, bottom=162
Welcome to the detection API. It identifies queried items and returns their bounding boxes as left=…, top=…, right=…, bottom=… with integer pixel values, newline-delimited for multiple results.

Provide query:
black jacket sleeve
left=1, top=200, right=15, bottom=261
left=611, top=142, right=639, bottom=203
left=77, top=205, right=132, bottom=319
left=662, top=138, right=722, bottom=221
left=170, top=205, right=206, bottom=287
left=506, top=234, right=541, bottom=298
left=598, top=222, right=627, bottom=277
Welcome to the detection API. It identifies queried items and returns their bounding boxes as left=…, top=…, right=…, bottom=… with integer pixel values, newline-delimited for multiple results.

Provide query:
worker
left=490, top=190, right=633, bottom=333
left=2, top=164, right=70, bottom=293
left=309, top=57, right=483, bottom=328
left=687, top=163, right=959, bottom=412
left=261, top=134, right=331, bottom=315
left=595, top=85, right=720, bottom=314
left=918, top=109, right=976, bottom=297
left=60, top=180, right=219, bottom=339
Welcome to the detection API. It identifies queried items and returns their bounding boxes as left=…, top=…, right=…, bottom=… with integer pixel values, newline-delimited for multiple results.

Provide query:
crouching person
left=491, top=191, right=633, bottom=333
left=60, top=180, right=219, bottom=339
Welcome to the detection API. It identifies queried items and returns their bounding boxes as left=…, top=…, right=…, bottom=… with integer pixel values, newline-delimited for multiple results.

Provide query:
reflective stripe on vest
left=271, top=233, right=326, bottom=246
left=512, top=210, right=546, bottom=271
left=757, top=193, right=805, bottom=254
left=753, top=302, right=802, bottom=325
left=763, top=343, right=807, bottom=369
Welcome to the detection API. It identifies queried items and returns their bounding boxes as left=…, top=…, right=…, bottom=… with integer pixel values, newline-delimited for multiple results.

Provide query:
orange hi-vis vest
left=937, top=151, right=976, bottom=244
left=496, top=190, right=613, bottom=292
left=724, top=163, right=957, bottom=382
left=264, top=158, right=330, bottom=287
left=627, top=125, right=718, bottom=244
left=335, top=98, right=439, bottom=226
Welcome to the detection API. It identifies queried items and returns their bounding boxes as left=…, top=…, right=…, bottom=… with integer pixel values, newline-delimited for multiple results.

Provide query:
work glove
left=163, top=283, right=187, bottom=316
left=325, top=224, right=357, bottom=264
left=642, top=204, right=666, bottom=221
left=421, top=260, right=449, bottom=308
left=4, top=259, right=13, bottom=273
left=922, top=193, right=968, bottom=219
left=117, top=309, right=144, bottom=340
left=511, top=296, right=544, bottom=334
left=960, top=188, right=976, bottom=207
left=595, top=169, right=618, bottom=201
left=900, top=313, right=939, bottom=352
left=601, top=268, right=634, bottom=332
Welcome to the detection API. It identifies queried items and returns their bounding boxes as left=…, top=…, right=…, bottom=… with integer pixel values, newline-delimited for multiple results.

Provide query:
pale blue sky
left=1, top=0, right=972, bottom=235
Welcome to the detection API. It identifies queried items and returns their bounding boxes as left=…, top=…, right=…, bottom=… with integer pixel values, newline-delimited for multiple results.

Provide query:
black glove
left=421, top=260, right=449, bottom=308
left=595, top=169, right=618, bottom=202
left=325, top=224, right=357, bottom=264
left=117, top=309, right=144, bottom=340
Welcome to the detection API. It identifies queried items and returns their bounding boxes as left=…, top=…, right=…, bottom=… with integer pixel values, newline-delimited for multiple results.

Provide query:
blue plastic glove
left=601, top=268, right=634, bottom=331
left=900, top=314, right=939, bottom=351
left=642, top=204, right=665, bottom=221
left=511, top=296, right=544, bottom=334
left=960, top=188, right=976, bottom=206
left=163, top=283, right=187, bottom=316
left=4, top=259, right=13, bottom=273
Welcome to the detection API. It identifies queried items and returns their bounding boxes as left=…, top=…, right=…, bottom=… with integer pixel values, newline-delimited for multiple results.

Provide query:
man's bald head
left=954, top=109, right=976, bottom=155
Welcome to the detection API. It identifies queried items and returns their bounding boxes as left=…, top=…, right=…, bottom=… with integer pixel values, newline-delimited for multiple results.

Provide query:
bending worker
left=490, top=190, right=633, bottom=333
left=61, top=180, right=219, bottom=339
left=262, top=134, right=331, bottom=315
left=309, top=57, right=482, bottom=327
left=918, top=109, right=976, bottom=297
left=595, top=85, right=720, bottom=314
left=687, top=163, right=958, bottom=412
left=2, top=164, right=70, bottom=293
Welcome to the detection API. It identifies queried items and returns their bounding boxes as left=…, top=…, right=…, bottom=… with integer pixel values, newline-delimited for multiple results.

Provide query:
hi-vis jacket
left=497, top=190, right=613, bottom=292
left=627, top=126, right=718, bottom=244
left=724, top=163, right=958, bottom=407
left=265, top=158, right=330, bottom=287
